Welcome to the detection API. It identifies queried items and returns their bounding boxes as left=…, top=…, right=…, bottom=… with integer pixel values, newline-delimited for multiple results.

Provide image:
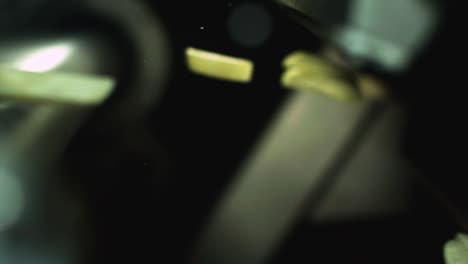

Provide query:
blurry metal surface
left=0, top=33, right=119, bottom=166
left=84, top=0, right=170, bottom=122
left=335, top=0, right=438, bottom=72
left=0, top=0, right=170, bottom=261
left=277, top=0, right=439, bottom=72
left=0, top=34, right=117, bottom=165
left=277, top=0, right=351, bottom=27
left=312, top=105, right=411, bottom=222
left=0, top=33, right=117, bottom=264
left=192, top=92, right=379, bottom=264
left=0, top=20, right=119, bottom=264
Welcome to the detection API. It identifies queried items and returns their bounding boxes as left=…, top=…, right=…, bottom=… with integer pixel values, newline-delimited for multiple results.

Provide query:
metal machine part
left=0, top=31, right=124, bottom=162
left=0, top=1, right=170, bottom=263
left=0, top=34, right=118, bottom=264
left=191, top=91, right=412, bottom=264
left=277, top=0, right=440, bottom=73
left=81, top=0, right=170, bottom=122
left=0, top=35, right=116, bottom=106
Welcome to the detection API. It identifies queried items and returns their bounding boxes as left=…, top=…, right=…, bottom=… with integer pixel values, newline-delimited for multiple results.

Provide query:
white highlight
left=15, top=44, right=72, bottom=73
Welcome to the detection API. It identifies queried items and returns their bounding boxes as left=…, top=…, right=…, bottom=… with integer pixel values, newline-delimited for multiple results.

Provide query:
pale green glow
left=445, top=233, right=468, bottom=264
left=15, top=44, right=72, bottom=73
left=0, top=168, right=24, bottom=231
left=0, top=67, right=115, bottom=106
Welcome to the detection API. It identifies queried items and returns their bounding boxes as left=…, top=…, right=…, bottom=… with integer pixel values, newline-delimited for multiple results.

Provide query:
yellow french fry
left=283, top=50, right=339, bottom=76
left=186, top=47, right=254, bottom=83
left=281, top=66, right=359, bottom=101
left=0, top=67, right=115, bottom=106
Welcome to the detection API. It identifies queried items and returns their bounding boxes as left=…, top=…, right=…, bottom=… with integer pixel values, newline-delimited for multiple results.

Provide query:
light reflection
left=0, top=168, right=24, bottom=232
left=15, top=44, right=72, bottom=73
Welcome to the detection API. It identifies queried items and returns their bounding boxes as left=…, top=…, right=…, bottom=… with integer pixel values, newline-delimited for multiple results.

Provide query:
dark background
left=2, top=0, right=462, bottom=263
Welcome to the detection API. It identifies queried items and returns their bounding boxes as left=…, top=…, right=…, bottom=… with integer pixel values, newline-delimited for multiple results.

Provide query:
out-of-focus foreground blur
left=0, top=0, right=465, bottom=263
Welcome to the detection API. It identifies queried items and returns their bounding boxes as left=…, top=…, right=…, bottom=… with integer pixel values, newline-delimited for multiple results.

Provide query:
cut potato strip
left=281, top=66, right=359, bottom=101
left=0, top=67, right=115, bottom=106
left=281, top=51, right=359, bottom=101
left=186, top=47, right=254, bottom=83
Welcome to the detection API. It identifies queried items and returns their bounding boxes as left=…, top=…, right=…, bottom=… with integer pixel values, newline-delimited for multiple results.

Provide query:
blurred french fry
left=283, top=50, right=340, bottom=76
left=281, top=51, right=359, bottom=101
left=281, top=50, right=387, bottom=101
left=282, top=66, right=359, bottom=101
left=0, top=67, right=115, bottom=106
left=186, top=47, right=254, bottom=83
